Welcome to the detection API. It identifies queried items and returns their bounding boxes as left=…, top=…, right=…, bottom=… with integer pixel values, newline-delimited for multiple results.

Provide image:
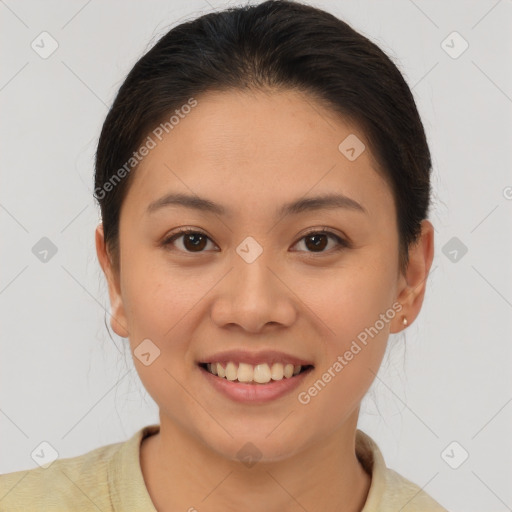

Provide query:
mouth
left=198, top=361, right=314, bottom=385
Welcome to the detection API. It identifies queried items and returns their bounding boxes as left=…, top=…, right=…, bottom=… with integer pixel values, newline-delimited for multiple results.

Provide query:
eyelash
left=161, top=227, right=350, bottom=255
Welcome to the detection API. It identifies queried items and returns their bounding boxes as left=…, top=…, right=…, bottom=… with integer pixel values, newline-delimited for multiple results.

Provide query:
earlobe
left=391, top=220, right=435, bottom=333
left=95, top=223, right=130, bottom=338
left=109, top=299, right=130, bottom=339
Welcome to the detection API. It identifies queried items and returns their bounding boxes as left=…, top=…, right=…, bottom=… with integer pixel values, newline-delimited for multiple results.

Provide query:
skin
left=95, top=88, right=434, bottom=512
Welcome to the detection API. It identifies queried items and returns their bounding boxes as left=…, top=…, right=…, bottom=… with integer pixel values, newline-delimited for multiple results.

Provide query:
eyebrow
left=146, top=192, right=367, bottom=217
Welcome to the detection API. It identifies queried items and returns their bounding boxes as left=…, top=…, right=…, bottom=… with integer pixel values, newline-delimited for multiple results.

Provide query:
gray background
left=1, top=1, right=511, bottom=511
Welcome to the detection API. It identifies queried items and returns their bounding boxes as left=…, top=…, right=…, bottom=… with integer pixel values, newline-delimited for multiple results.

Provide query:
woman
left=0, top=1, right=447, bottom=510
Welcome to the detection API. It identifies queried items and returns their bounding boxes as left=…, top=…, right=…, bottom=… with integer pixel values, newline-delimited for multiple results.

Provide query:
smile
left=199, top=361, right=314, bottom=384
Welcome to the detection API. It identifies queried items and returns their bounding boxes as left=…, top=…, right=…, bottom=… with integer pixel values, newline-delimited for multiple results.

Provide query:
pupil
left=185, top=234, right=206, bottom=251
left=306, top=234, right=327, bottom=251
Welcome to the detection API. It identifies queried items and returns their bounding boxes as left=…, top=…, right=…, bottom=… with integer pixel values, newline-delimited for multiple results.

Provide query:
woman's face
left=97, top=89, right=428, bottom=462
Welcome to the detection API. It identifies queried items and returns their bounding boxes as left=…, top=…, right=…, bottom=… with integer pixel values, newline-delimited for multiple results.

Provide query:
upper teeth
left=206, top=362, right=303, bottom=383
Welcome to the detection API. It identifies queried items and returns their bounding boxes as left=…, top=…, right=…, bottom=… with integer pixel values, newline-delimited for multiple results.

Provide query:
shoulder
left=356, top=429, right=449, bottom=512
left=380, top=467, right=449, bottom=512
left=0, top=438, right=123, bottom=512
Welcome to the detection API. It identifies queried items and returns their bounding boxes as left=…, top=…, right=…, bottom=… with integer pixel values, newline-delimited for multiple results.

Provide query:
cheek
left=118, top=275, right=190, bottom=389
left=303, top=256, right=397, bottom=339
left=119, top=261, right=203, bottom=406
left=120, top=249, right=205, bottom=336
left=295, top=269, right=394, bottom=427
left=296, top=253, right=397, bottom=400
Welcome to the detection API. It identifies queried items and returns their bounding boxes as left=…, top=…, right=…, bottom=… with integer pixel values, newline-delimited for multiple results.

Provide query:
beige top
left=0, top=424, right=448, bottom=511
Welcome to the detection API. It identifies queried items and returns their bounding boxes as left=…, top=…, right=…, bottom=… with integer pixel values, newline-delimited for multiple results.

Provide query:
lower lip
left=199, top=365, right=313, bottom=404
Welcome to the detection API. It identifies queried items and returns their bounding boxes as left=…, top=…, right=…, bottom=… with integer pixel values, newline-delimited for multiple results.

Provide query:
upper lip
left=198, top=349, right=314, bottom=367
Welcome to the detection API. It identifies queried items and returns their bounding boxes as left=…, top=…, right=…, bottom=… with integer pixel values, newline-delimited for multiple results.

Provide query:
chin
left=201, top=428, right=309, bottom=466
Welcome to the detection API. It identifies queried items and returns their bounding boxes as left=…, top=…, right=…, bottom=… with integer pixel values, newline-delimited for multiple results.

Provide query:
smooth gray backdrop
left=1, top=1, right=511, bottom=511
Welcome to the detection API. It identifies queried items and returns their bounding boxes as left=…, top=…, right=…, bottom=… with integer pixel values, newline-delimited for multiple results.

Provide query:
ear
left=95, top=223, right=129, bottom=338
left=391, top=219, right=435, bottom=333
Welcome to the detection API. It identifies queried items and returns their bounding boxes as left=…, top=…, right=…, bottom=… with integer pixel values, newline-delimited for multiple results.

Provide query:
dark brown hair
left=94, top=0, right=431, bottom=275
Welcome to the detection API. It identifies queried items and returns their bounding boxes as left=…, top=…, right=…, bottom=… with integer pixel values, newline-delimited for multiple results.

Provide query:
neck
left=140, top=410, right=371, bottom=512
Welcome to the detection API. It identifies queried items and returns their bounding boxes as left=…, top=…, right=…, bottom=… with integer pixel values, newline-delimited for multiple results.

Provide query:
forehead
left=124, top=89, right=393, bottom=221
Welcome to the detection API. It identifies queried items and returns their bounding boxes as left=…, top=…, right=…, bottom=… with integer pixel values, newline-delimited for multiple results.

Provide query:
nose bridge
left=231, top=239, right=277, bottom=306
left=211, top=238, right=295, bottom=332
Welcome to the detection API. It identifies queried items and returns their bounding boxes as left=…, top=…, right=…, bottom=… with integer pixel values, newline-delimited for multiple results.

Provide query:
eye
left=292, top=229, right=349, bottom=254
left=162, top=228, right=217, bottom=253
left=162, top=227, right=350, bottom=254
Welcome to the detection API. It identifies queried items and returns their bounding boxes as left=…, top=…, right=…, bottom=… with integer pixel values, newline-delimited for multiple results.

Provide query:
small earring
left=402, top=316, right=408, bottom=326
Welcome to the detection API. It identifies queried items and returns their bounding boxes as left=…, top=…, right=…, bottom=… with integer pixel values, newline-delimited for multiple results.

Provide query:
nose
left=210, top=251, right=297, bottom=333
